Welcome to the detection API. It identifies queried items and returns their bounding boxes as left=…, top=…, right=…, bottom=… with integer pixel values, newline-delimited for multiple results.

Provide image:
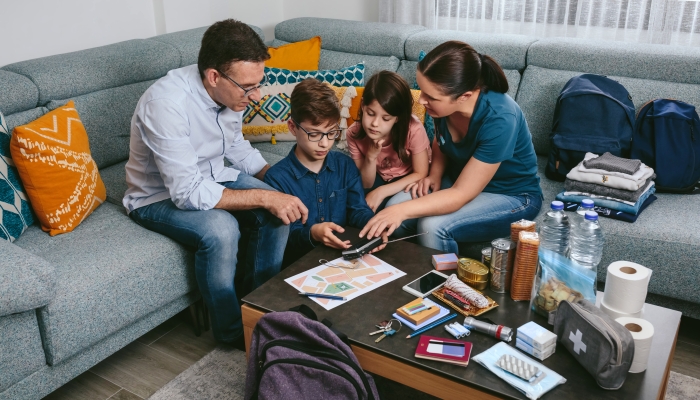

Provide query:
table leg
left=242, top=304, right=266, bottom=361
left=657, top=320, right=680, bottom=400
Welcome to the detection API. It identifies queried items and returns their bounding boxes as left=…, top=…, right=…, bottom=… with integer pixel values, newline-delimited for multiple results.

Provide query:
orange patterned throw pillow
left=10, top=101, right=106, bottom=236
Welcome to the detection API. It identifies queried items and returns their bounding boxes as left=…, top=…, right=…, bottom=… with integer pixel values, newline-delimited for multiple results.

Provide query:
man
left=123, top=19, right=307, bottom=347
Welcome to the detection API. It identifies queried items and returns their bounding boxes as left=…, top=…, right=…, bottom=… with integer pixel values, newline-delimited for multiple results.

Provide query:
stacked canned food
left=489, top=238, right=514, bottom=293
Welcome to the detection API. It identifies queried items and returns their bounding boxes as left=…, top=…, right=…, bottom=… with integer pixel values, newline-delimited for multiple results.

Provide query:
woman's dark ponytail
left=418, top=41, right=508, bottom=96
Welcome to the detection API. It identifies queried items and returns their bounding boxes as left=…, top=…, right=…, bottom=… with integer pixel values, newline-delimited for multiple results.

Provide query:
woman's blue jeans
left=386, top=177, right=543, bottom=253
left=129, top=174, right=289, bottom=343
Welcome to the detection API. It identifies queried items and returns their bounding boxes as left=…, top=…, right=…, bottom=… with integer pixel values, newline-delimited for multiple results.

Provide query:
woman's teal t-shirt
left=435, top=90, right=542, bottom=197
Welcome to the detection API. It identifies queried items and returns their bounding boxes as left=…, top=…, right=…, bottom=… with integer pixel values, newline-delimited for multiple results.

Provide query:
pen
left=406, top=314, right=458, bottom=338
left=299, top=292, right=346, bottom=301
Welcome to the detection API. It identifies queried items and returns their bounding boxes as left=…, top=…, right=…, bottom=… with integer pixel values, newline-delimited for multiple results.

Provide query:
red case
left=414, top=335, right=473, bottom=367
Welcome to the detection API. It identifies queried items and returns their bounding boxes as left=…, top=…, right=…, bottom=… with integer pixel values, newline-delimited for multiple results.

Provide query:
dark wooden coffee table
left=242, top=229, right=680, bottom=399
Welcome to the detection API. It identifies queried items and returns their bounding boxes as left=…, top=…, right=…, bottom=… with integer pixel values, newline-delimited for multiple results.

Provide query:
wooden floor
left=43, top=313, right=700, bottom=400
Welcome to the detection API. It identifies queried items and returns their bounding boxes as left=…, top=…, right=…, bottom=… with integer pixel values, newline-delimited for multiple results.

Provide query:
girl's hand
left=359, top=206, right=405, bottom=239
left=311, top=223, right=351, bottom=249
left=365, top=188, right=387, bottom=212
left=367, top=139, right=384, bottom=160
left=405, top=176, right=440, bottom=198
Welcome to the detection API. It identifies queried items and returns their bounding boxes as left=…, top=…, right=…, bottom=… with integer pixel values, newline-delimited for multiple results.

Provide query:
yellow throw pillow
left=266, top=36, right=322, bottom=70
left=10, top=101, right=106, bottom=236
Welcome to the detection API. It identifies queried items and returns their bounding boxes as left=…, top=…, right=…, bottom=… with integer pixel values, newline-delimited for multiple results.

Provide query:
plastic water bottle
left=574, top=199, right=595, bottom=226
left=539, top=201, right=570, bottom=256
left=569, top=211, right=605, bottom=271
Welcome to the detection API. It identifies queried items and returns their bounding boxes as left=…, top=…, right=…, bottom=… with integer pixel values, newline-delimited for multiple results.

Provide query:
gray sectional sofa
left=0, top=16, right=698, bottom=400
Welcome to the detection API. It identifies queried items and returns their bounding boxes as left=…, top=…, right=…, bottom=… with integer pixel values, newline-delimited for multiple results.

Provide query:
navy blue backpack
left=631, top=99, right=700, bottom=193
left=546, top=74, right=636, bottom=181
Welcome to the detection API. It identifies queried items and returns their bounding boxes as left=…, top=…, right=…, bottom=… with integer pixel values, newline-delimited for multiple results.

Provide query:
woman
left=359, top=40, right=542, bottom=253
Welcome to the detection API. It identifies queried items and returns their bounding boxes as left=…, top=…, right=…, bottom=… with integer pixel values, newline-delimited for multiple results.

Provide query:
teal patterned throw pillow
left=266, top=63, right=365, bottom=87
left=413, top=51, right=435, bottom=143
left=0, top=111, right=34, bottom=241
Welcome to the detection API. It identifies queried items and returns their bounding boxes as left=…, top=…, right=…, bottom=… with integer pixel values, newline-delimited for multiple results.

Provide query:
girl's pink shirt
left=346, top=114, right=430, bottom=181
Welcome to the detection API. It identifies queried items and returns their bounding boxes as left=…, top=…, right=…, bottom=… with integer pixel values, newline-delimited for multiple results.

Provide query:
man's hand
left=359, top=205, right=406, bottom=240
left=265, top=192, right=308, bottom=225
left=310, top=223, right=351, bottom=249
left=365, top=187, right=387, bottom=212
left=405, top=176, right=440, bottom=198
left=367, top=139, right=384, bottom=161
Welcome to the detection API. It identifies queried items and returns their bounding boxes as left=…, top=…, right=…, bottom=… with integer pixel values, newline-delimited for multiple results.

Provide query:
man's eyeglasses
left=217, top=69, right=267, bottom=97
left=292, top=119, right=342, bottom=142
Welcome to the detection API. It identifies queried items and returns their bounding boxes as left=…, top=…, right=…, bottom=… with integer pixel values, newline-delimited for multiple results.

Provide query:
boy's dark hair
left=198, top=19, right=270, bottom=79
left=418, top=40, right=508, bottom=96
left=290, top=79, right=341, bottom=126
left=353, top=71, right=413, bottom=163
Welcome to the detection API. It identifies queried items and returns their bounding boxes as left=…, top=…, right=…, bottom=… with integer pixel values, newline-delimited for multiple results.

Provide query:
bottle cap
left=581, top=199, right=595, bottom=208
left=584, top=211, right=599, bottom=221
left=551, top=201, right=564, bottom=211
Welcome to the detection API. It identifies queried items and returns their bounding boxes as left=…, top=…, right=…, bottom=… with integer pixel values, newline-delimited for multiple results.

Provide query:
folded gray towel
left=583, top=152, right=642, bottom=175
left=565, top=176, right=654, bottom=203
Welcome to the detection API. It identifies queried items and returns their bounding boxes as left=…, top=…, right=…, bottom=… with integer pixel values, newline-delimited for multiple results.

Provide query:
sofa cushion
left=4, top=108, right=48, bottom=132
left=2, top=39, right=179, bottom=105
left=396, top=60, right=521, bottom=100
left=13, top=202, right=196, bottom=365
left=47, top=79, right=156, bottom=169
left=516, top=65, right=700, bottom=156
left=269, top=39, right=400, bottom=80
left=533, top=156, right=700, bottom=306
left=100, top=161, right=128, bottom=206
left=0, top=310, right=46, bottom=392
left=0, top=240, right=55, bottom=316
left=0, top=70, right=38, bottom=115
left=149, top=24, right=265, bottom=68
left=275, top=18, right=425, bottom=59
left=527, top=38, right=700, bottom=85
left=404, top=30, right=537, bottom=71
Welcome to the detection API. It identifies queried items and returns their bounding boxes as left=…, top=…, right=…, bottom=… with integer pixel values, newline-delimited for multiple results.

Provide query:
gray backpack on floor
left=553, top=299, right=635, bottom=390
left=245, top=305, right=379, bottom=400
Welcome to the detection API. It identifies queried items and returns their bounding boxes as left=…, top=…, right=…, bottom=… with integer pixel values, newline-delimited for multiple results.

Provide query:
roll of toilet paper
left=600, top=300, right=642, bottom=320
left=602, top=261, right=652, bottom=315
left=615, top=317, right=655, bottom=373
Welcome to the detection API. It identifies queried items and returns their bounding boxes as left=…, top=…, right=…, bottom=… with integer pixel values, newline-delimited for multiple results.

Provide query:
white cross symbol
left=569, top=329, right=587, bottom=354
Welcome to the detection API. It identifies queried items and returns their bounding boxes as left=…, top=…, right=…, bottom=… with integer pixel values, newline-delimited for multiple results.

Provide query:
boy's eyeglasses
left=217, top=69, right=268, bottom=97
left=292, top=119, right=342, bottom=142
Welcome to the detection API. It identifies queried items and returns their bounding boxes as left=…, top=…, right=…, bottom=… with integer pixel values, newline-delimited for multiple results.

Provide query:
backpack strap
left=289, top=304, right=350, bottom=346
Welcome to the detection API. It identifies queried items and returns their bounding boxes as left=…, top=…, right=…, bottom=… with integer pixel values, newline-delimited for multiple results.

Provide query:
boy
left=264, top=79, right=386, bottom=264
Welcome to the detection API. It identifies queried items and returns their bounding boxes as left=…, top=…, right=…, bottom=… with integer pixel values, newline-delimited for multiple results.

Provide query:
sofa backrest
left=401, top=30, right=536, bottom=100
left=517, top=38, right=700, bottom=156
left=272, top=17, right=425, bottom=80
left=0, top=25, right=265, bottom=170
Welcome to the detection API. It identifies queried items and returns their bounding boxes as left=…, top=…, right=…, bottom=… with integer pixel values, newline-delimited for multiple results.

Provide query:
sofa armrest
left=0, top=240, right=55, bottom=317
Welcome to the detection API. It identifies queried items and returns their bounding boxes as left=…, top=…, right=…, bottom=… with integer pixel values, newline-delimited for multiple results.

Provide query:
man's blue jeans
left=129, top=174, right=289, bottom=343
left=386, top=177, right=543, bottom=253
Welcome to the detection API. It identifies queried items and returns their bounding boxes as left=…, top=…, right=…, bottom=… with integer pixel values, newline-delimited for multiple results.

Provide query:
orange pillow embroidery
left=266, top=36, right=322, bottom=71
left=10, top=101, right=106, bottom=236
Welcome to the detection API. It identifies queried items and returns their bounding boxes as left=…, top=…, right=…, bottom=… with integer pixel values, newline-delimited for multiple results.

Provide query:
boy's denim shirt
left=264, top=146, right=374, bottom=260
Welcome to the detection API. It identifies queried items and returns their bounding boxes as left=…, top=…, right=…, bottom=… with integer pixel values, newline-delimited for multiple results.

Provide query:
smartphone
left=402, top=270, right=449, bottom=298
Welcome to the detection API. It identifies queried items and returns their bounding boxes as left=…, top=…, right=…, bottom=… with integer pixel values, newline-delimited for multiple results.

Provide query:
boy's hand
left=367, top=139, right=384, bottom=160
left=311, top=222, right=351, bottom=249
left=365, top=188, right=387, bottom=212
left=265, top=192, right=308, bottom=225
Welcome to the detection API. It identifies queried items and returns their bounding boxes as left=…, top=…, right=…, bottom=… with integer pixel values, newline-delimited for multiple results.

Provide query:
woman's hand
left=310, top=223, right=351, bottom=249
left=365, top=187, right=387, bottom=212
left=405, top=176, right=441, bottom=199
left=359, top=205, right=406, bottom=239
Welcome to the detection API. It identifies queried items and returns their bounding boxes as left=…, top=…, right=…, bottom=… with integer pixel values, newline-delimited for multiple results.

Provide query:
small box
left=516, top=337, right=556, bottom=361
left=432, top=254, right=458, bottom=271
left=396, top=298, right=440, bottom=325
left=517, top=321, right=557, bottom=351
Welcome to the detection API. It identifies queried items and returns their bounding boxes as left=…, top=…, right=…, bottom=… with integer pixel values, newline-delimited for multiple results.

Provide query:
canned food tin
left=490, top=238, right=514, bottom=293
left=457, top=258, right=489, bottom=288
left=481, top=247, right=492, bottom=267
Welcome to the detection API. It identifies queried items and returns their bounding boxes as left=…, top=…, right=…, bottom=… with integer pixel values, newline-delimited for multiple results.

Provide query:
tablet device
left=402, top=270, right=449, bottom=298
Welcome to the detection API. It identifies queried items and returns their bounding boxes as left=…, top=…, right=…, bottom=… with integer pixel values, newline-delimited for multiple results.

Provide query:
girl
left=360, top=41, right=543, bottom=253
left=347, top=71, right=430, bottom=212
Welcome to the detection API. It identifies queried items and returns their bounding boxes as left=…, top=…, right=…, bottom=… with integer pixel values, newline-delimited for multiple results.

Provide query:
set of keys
left=369, top=319, right=402, bottom=343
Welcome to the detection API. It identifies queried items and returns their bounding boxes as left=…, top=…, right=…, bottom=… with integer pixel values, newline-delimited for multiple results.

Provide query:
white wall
left=1, top=0, right=379, bottom=67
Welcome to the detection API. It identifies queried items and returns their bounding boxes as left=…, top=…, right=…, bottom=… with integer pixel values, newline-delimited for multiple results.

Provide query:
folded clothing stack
left=556, top=152, right=656, bottom=217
